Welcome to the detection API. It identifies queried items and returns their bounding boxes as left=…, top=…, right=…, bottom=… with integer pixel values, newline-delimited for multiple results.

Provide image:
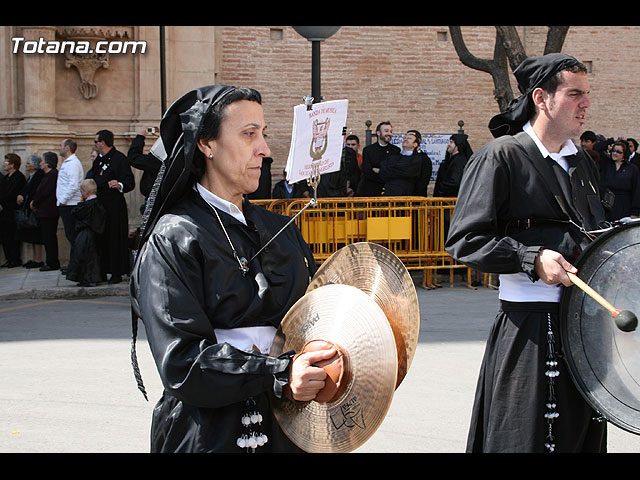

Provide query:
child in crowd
left=65, top=179, right=106, bottom=287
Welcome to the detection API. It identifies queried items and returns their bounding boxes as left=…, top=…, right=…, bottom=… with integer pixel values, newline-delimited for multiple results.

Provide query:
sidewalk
left=0, top=265, right=129, bottom=301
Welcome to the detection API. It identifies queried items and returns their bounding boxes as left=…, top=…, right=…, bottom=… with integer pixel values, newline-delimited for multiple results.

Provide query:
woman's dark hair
left=192, top=87, right=262, bottom=179
left=611, top=140, right=629, bottom=160
left=42, top=151, right=58, bottom=169
left=4, top=153, right=21, bottom=170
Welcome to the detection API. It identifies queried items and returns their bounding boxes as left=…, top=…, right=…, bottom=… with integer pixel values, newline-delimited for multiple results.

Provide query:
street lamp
left=292, top=26, right=340, bottom=104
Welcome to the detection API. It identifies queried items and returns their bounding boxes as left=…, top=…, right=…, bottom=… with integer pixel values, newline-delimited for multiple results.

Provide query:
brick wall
left=219, top=25, right=640, bottom=182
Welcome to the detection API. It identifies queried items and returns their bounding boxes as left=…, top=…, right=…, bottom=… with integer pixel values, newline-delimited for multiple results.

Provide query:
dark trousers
left=59, top=205, right=77, bottom=247
left=37, top=216, right=60, bottom=269
left=0, top=220, right=21, bottom=263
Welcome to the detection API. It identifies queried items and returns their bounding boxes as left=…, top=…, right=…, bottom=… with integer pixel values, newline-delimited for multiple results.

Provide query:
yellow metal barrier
left=252, top=196, right=473, bottom=288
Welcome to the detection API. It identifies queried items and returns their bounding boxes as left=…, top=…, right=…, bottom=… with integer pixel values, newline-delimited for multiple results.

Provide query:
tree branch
left=544, top=26, right=570, bottom=54
left=449, top=26, right=494, bottom=73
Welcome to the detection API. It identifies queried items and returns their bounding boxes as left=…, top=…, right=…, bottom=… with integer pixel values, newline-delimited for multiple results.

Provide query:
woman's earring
left=209, top=153, right=213, bottom=160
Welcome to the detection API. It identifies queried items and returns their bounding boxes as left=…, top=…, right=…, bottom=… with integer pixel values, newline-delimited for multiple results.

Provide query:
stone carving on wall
left=56, top=26, right=134, bottom=100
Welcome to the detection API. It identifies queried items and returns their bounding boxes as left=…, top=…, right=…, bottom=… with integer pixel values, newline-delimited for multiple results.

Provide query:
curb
left=0, top=283, right=129, bottom=301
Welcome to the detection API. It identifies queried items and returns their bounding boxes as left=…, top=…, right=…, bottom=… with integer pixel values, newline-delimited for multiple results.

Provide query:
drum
left=560, top=220, right=640, bottom=434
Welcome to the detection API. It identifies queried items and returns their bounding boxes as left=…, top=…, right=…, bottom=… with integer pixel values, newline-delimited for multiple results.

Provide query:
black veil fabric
left=130, top=84, right=238, bottom=400
left=488, top=53, right=583, bottom=138
left=138, top=85, right=237, bottom=251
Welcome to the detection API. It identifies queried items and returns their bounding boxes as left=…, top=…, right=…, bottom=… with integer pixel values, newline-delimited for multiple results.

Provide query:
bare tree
left=449, top=26, right=570, bottom=112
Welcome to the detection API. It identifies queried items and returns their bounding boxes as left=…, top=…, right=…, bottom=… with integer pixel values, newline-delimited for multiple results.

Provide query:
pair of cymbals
left=270, top=242, right=420, bottom=453
left=307, top=242, right=421, bottom=388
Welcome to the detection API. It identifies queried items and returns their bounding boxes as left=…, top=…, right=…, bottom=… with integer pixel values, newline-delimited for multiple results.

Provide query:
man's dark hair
left=375, top=121, right=392, bottom=134
left=63, top=138, right=77, bottom=153
left=527, top=62, right=588, bottom=120
left=406, top=129, right=422, bottom=146
left=96, top=130, right=115, bottom=147
left=580, top=130, right=598, bottom=143
left=540, top=62, right=588, bottom=94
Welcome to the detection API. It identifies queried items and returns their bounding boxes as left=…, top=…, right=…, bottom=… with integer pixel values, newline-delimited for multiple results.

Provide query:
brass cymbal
left=306, top=242, right=420, bottom=388
left=270, top=284, right=398, bottom=453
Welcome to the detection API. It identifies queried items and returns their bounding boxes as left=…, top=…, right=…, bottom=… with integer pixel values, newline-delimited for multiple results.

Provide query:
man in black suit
left=88, top=129, right=135, bottom=283
left=356, top=121, right=400, bottom=196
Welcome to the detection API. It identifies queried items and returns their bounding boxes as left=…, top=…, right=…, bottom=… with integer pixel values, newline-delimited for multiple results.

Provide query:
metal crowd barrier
left=252, top=196, right=476, bottom=288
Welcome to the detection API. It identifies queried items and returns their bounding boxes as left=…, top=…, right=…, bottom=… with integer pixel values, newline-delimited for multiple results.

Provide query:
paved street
left=0, top=270, right=639, bottom=453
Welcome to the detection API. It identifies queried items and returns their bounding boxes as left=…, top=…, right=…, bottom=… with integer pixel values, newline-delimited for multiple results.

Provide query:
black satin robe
left=445, top=132, right=608, bottom=452
left=130, top=188, right=317, bottom=452
left=446, top=131, right=606, bottom=277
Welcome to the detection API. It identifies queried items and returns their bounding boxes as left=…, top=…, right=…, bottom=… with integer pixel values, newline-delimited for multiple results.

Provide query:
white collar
left=195, top=183, right=246, bottom=225
left=523, top=121, right=577, bottom=170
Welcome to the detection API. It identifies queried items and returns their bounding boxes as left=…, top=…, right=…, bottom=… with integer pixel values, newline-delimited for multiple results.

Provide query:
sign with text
left=286, top=99, right=349, bottom=184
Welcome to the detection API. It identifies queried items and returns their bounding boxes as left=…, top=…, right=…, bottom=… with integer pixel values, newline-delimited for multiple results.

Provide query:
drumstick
left=567, top=271, right=638, bottom=332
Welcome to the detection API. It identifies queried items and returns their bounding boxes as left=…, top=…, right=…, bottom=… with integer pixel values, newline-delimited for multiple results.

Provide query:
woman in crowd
left=16, top=154, right=45, bottom=268
left=0, top=153, right=26, bottom=267
left=30, top=152, right=60, bottom=271
left=130, top=85, right=334, bottom=453
left=599, top=140, right=640, bottom=221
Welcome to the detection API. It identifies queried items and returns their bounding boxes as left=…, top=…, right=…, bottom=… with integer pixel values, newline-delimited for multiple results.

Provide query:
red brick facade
left=218, top=26, right=640, bottom=178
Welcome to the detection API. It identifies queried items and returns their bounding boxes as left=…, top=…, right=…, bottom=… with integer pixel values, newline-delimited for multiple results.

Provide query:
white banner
left=285, top=99, right=349, bottom=184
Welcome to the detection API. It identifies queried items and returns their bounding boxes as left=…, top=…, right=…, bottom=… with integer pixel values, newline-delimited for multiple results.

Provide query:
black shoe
left=108, top=275, right=122, bottom=284
left=39, top=265, right=58, bottom=272
left=77, top=282, right=96, bottom=287
left=26, top=261, right=44, bottom=269
left=7, top=261, right=22, bottom=268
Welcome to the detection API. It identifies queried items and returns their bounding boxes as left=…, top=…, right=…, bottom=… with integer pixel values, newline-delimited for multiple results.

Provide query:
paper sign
left=285, top=99, right=349, bottom=184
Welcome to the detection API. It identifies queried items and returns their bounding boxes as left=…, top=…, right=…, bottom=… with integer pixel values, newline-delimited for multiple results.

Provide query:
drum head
left=560, top=221, right=640, bottom=434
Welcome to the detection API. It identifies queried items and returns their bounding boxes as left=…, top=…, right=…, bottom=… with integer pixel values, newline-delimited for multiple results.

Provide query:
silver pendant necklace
left=209, top=203, right=251, bottom=275
left=202, top=186, right=318, bottom=277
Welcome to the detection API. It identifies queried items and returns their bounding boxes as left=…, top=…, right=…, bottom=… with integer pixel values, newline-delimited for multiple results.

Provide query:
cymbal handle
left=567, top=271, right=618, bottom=316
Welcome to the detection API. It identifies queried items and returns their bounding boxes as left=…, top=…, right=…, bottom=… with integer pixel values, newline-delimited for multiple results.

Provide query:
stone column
left=19, top=26, right=59, bottom=128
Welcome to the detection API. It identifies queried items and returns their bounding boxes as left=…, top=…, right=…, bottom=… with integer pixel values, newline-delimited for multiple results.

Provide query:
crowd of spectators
left=1, top=123, right=637, bottom=285
left=0, top=131, right=137, bottom=286
left=580, top=131, right=640, bottom=222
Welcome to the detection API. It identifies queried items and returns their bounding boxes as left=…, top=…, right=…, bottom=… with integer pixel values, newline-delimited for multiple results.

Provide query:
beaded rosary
left=236, top=398, right=268, bottom=452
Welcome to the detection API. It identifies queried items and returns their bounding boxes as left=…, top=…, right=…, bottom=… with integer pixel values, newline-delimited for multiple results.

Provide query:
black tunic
left=445, top=131, right=608, bottom=453
left=66, top=198, right=106, bottom=285
left=357, top=142, right=400, bottom=196
left=130, top=188, right=317, bottom=452
left=87, top=147, right=135, bottom=277
left=379, top=151, right=423, bottom=196
left=414, top=151, right=433, bottom=196
left=433, top=152, right=468, bottom=197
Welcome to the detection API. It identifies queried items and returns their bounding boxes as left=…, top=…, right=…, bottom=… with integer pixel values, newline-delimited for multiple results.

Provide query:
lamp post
left=292, top=27, right=340, bottom=104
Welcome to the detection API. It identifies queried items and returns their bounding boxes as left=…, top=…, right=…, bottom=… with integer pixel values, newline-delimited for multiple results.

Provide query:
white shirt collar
left=195, top=183, right=247, bottom=225
left=523, top=121, right=577, bottom=171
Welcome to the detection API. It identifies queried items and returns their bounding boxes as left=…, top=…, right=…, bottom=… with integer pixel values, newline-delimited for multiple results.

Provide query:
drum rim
left=560, top=221, right=640, bottom=435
